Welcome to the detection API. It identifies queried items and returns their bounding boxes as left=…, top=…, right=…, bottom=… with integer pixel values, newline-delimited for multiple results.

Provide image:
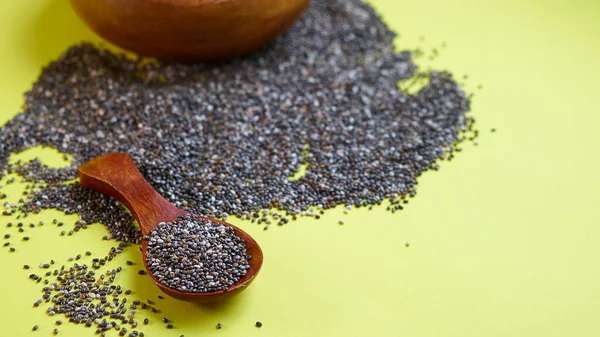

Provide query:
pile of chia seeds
left=146, top=215, right=250, bottom=293
left=0, top=0, right=472, bottom=243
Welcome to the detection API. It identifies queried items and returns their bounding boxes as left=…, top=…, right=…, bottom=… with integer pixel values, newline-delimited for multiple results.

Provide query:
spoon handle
left=78, top=152, right=186, bottom=236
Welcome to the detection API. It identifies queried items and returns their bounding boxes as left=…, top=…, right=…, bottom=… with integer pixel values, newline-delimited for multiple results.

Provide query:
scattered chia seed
left=0, top=6, right=472, bottom=333
left=32, top=325, right=38, bottom=331
left=147, top=214, right=250, bottom=292
left=0, top=0, right=472, bottom=243
left=23, top=243, right=165, bottom=337
left=216, top=323, right=222, bottom=329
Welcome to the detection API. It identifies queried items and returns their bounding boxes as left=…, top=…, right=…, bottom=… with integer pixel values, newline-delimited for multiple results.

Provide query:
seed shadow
left=21, top=0, right=105, bottom=67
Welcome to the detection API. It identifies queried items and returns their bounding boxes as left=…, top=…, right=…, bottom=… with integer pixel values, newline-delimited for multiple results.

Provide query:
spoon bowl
left=78, top=152, right=263, bottom=302
left=141, top=215, right=263, bottom=302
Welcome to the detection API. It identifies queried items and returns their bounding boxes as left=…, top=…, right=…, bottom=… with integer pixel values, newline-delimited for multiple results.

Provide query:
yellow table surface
left=1, top=0, right=600, bottom=336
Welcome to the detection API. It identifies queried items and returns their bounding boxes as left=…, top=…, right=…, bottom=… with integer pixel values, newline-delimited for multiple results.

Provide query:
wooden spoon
left=78, top=152, right=263, bottom=302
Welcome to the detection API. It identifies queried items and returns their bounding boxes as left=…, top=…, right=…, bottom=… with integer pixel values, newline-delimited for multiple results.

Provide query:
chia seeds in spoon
left=146, top=215, right=250, bottom=293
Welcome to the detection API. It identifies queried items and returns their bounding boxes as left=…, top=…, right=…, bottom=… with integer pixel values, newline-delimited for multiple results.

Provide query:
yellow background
left=1, top=0, right=600, bottom=336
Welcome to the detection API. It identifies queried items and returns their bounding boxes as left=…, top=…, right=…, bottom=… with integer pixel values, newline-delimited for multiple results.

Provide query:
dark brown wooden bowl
left=69, top=0, right=311, bottom=61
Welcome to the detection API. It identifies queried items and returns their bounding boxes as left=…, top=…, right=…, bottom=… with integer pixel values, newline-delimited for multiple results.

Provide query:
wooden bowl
left=69, top=0, right=311, bottom=62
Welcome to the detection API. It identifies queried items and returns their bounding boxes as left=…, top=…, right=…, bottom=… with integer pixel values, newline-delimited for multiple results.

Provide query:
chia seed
left=22, top=243, right=166, bottom=337
left=0, top=0, right=472, bottom=242
left=146, top=214, right=250, bottom=293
